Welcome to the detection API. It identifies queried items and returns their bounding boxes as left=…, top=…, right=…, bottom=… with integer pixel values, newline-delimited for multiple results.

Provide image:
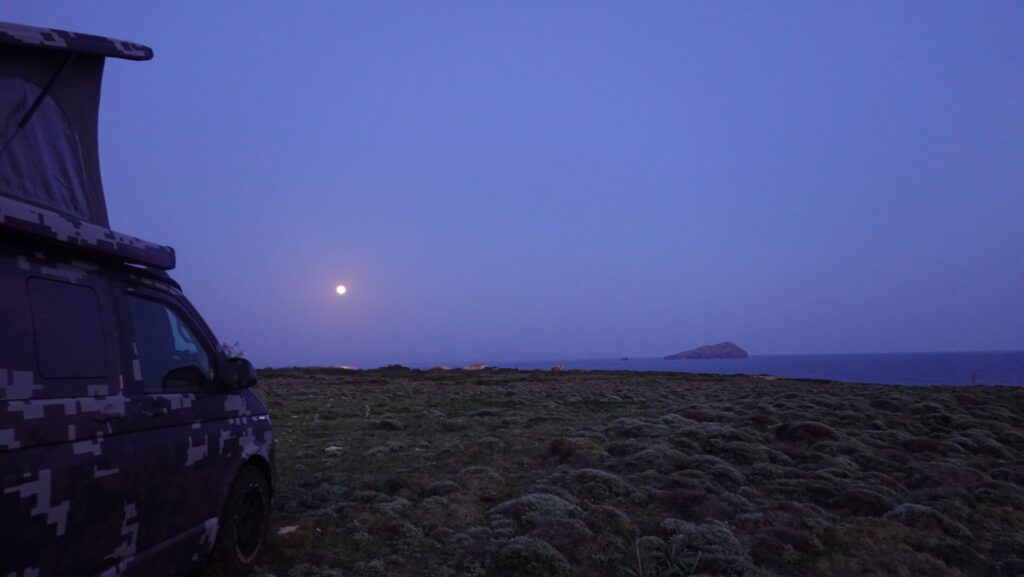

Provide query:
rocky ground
left=251, top=367, right=1024, bottom=577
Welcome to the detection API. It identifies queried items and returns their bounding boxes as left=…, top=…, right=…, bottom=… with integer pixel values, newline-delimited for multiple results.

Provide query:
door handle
left=143, top=408, right=169, bottom=417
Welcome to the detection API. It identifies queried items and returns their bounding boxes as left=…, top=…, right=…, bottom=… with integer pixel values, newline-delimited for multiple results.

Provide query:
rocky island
left=665, top=341, right=748, bottom=359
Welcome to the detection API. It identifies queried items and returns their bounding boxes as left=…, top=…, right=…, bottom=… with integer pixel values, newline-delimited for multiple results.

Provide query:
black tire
left=209, top=465, right=271, bottom=576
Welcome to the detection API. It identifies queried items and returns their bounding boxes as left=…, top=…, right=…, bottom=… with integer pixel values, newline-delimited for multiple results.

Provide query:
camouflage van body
left=1, top=21, right=274, bottom=577
left=0, top=239, right=274, bottom=577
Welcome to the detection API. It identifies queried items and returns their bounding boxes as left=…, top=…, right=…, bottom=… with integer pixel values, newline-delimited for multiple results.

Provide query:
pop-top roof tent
left=0, top=21, right=175, bottom=270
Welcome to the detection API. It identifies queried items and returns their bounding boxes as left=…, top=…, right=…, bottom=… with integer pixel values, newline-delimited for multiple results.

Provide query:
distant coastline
left=435, top=351, right=1024, bottom=386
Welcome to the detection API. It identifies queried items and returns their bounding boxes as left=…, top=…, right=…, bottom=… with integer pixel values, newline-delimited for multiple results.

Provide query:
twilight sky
left=6, top=2, right=1023, bottom=366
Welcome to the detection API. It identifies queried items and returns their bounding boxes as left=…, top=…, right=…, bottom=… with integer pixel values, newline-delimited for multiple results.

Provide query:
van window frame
left=27, top=276, right=109, bottom=380
left=121, top=285, right=220, bottom=395
left=2, top=248, right=121, bottom=401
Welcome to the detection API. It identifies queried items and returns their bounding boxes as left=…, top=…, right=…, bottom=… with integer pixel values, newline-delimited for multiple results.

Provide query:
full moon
left=335, top=285, right=347, bottom=296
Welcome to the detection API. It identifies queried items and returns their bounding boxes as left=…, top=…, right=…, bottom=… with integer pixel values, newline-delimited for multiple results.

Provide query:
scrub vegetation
left=252, top=368, right=1024, bottom=577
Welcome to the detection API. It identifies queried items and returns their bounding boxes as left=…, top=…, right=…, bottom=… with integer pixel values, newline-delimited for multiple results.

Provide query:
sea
left=459, top=351, right=1024, bottom=386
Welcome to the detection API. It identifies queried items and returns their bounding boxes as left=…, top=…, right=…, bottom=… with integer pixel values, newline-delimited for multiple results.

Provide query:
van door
left=115, top=283, right=242, bottom=574
left=0, top=250, right=131, bottom=577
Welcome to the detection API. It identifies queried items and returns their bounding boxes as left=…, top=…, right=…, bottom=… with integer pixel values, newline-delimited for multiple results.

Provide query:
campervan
left=0, top=22, right=274, bottom=577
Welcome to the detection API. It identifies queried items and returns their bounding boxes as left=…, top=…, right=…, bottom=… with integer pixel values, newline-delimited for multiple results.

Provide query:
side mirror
left=163, top=364, right=209, bottom=391
left=222, top=357, right=257, bottom=391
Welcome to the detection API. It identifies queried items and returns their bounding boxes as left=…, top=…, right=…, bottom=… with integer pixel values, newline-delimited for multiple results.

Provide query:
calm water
left=486, top=351, right=1024, bottom=386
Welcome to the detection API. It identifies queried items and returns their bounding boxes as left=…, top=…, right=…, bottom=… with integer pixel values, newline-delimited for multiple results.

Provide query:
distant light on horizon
left=335, top=285, right=347, bottom=296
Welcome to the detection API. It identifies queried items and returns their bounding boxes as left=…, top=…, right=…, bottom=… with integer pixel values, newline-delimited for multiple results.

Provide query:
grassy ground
left=251, top=367, right=1024, bottom=577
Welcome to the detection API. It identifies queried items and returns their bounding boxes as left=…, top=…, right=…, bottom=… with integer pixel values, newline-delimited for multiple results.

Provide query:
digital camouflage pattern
left=0, top=19, right=273, bottom=577
left=0, top=21, right=153, bottom=61
left=0, top=244, right=275, bottom=577
left=0, top=196, right=176, bottom=271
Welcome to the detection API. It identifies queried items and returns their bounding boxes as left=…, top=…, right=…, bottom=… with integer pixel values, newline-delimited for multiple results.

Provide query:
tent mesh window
left=0, top=76, right=93, bottom=222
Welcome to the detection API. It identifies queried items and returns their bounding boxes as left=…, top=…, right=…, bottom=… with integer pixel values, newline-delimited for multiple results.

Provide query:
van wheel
left=209, top=466, right=270, bottom=576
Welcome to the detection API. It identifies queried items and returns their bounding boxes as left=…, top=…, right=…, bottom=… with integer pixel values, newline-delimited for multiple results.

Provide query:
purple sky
left=7, top=3, right=1023, bottom=367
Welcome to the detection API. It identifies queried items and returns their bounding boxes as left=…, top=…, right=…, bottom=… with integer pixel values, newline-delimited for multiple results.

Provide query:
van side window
left=28, top=278, right=107, bottom=379
left=127, top=295, right=212, bottom=392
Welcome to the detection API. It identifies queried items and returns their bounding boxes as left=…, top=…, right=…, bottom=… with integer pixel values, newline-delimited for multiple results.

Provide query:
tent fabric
left=0, top=47, right=109, bottom=227
left=1, top=77, right=95, bottom=223
left=0, top=22, right=154, bottom=252
left=0, top=21, right=152, bottom=61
